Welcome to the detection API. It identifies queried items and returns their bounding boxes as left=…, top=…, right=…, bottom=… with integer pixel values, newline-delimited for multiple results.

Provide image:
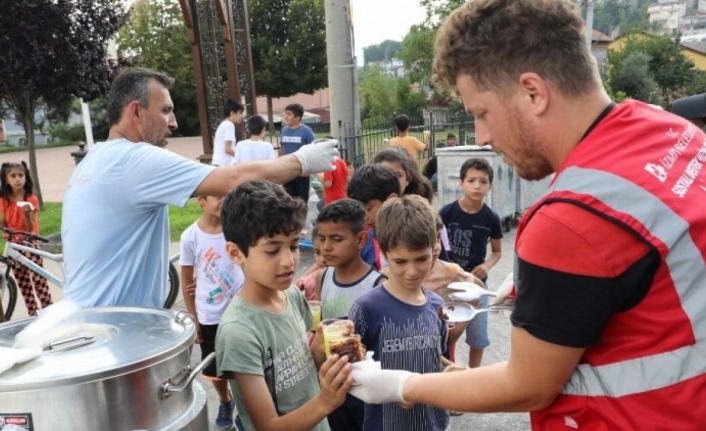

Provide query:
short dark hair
left=347, top=164, right=401, bottom=205
left=460, top=158, right=494, bottom=183
left=247, top=115, right=267, bottom=135
left=285, top=103, right=304, bottom=119
left=373, top=148, right=434, bottom=203
left=394, top=114, right=411, bottom=132
left=107, top=67, right=174, bottom=127
left=316, top=198, right=366, bottom=234
left=447, top=133, right=456, bottom=140
left=221, top=180, right=307, bottom=256
left=224, top=99, right=245, bottom=117
left=376, top=195, right=437, bottom=253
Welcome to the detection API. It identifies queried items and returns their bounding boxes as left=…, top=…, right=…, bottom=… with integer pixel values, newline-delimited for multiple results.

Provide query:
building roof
left=592, top=29, right=614, bottom=43
left=681, top=41, right=706, bottom=55
left=307, top=107, right=330, bottom=124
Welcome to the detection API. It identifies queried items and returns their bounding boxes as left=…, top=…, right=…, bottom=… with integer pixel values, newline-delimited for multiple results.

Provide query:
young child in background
left=313, top=198, right=384, bottom=431
left=388, top=114, right=428, bottom=161
left=216, top=180, right=353, bottom=431
left=373, top=147, right=434, bottom=204
left=346, top=164, right=401, bottom=270
left=213, top=99, right=245, bottom=167
left=281, top=103, right=317, bottom=203
left=373, top=148, right=451, bottom=260
left=349, top=195, right=458, bottom=431
left=296, top=226, right=326, bottom=301
left=233, top=115, right=276, bottom=164
left=439, top=158, right=503, bottom=369
left=0, top=161, right=52, bottom=316
left=179, top=195, right=244, bottom=431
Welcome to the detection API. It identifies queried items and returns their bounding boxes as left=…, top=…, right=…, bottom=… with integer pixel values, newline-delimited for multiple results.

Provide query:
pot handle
left=159, top=352, right=215, bottom=400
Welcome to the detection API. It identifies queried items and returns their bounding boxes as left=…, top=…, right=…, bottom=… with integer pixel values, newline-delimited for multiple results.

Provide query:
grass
left=0, top=200, right=202, bottom=250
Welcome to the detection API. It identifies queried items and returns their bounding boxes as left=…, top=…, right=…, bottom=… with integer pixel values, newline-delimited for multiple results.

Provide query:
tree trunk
left=22, top=114, right=44, bottom=207
left=267, top=95, right=274, bottom=134
left=266, top=95, right=278, bottom=148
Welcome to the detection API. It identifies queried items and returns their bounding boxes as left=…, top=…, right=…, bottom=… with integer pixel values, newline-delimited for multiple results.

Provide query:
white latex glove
left=490, top=272, right=515, bottom=306
left=293, top=139, right=338, bottom=175
left=348, top=368, right=417, bottom=404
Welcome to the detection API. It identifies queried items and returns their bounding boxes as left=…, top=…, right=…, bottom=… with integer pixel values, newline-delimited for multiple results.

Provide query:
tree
left=609, top=52, right=658, bottom=103
left=398, top=25, right=436, bottom=87
left=248, top=0, right=328, bottom=127
left=607, top=34, right=698, bottom=107
left=116, top=0, right=199, bottom=136
left=420, top=0, right=465, bottom=26
left=358, top=65, right=397, bottom=120
left=0, top=0, right=126, bottom=205
left=363, top=40, right=403, bottom=65
left=358, top=65, right=425, bottom=121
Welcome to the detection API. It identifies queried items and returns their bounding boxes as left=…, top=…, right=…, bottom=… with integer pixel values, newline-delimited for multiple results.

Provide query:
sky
left=349, top=0, right=427, bottom=64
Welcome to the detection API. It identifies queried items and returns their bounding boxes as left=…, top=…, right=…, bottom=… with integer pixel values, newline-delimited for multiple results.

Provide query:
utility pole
left=585, top=0, right=595, bottom=51
left=324, top=0, right=360, bottom=161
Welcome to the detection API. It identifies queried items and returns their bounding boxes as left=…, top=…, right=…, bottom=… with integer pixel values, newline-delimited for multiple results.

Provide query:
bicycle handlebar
left=0, top=226, right=50, bottom=243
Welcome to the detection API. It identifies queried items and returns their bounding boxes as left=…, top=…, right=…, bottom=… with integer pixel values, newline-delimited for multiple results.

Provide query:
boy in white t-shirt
left=233, top=115, right=276, bottom=164
left=180, top=195, right=245, bottom=431
left=213, top=100, right=245, bottom=166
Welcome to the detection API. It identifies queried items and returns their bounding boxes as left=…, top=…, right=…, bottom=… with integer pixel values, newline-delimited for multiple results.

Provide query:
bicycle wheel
left=163, top=261, right=180, bottom=309
left=1, top=276, right=18, bottom=322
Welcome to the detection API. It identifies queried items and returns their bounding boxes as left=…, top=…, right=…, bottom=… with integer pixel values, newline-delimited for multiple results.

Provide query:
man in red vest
left=347, top=0, right=706, bottom=429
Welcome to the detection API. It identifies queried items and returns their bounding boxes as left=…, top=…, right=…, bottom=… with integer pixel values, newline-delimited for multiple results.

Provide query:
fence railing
left=342, top=111, right=475, bottom=172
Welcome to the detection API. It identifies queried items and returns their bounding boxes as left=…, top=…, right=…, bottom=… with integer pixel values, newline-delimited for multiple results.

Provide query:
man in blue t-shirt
left=61, top=68, right=337, bottom=308
left=280, top=103, right=316, bottom=202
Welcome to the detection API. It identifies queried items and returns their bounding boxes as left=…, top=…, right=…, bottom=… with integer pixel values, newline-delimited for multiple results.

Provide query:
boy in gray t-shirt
left=216, top=180, right=354, bottom=431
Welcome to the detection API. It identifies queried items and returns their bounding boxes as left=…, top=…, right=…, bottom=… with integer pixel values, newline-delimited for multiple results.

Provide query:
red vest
left=518, top=101, right=706, bottom=430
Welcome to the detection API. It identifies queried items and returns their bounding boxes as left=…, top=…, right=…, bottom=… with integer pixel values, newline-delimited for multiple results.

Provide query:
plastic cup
left=321, top=318, right=347, bottom=357
left=423, top=130, right=431, bottom=141
left=307, top=301, right=321, bottom=332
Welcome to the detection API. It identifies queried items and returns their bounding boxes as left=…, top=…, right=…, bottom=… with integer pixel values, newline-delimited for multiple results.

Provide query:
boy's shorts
left=199, top=323, right=221, bottom=378
left=465, top=295, right=490, bottom=348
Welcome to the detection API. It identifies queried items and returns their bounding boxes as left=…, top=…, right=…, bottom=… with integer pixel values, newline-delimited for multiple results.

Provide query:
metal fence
left=341, top=110, right=475, bottom=172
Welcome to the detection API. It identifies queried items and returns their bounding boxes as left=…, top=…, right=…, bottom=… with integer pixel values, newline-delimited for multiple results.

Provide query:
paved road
left=6, top=139, right=532, bottom=430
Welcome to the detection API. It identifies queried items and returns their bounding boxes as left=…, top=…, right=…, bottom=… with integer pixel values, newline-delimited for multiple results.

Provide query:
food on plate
left=437, top=305, right=450, bottom=321
left=329, top=334, right=367, bottom=362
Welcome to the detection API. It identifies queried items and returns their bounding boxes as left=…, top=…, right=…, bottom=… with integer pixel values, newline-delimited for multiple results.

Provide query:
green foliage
left=363, top=40, right=404, bottom=64
left=89, top=98, right=110, bottom=141
left=607, top=34, right=697, bottom=107
left=116, top=0, right=200, bottom=136
left=593, top=0, right=650, bottom=36
left=2, top=201, right=204, bottom=246
left=359, top=65, right=397, bottom=119
left=358, top=65, right=425, bottom=120
left=685, top=70, right=706, bottom=96
left=249, top=0, right=327, bottom=102
left=0, top=0, right=127, bottom=205
left=609, top=52, right=658, bottom=103
left=420, top=0, right=465, bottom=26
left=399, top=25, right=436, bottom=86
left=394, top=79, right=426, bottom=118
left=48, top=123, right=86, bottom=145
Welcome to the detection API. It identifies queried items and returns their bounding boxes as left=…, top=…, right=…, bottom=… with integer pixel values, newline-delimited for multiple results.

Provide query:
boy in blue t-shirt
left=346, top=164, right=401, bottom=270
left=439, top=157, right=503, bottom=369
left=281, top=103, right=316, bottom=203
left=350, top=195, right=465, bottom=431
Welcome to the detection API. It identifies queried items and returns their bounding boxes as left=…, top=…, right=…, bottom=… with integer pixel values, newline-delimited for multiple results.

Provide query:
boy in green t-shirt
left=216, top=180, right=354, bottom=431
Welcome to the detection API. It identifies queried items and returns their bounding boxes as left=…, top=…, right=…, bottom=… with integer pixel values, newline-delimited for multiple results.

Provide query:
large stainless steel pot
left=0, top=307, right=213, bottom=431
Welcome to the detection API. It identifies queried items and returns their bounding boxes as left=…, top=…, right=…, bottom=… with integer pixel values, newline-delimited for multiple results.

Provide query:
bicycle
left=0, top=226, right=181, bottom=322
